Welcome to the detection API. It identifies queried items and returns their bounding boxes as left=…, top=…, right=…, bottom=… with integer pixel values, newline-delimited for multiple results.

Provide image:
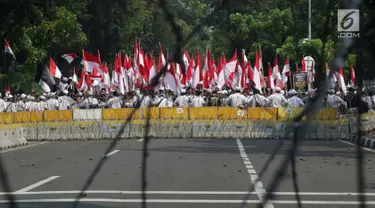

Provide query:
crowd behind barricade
left=0, top=77, right=374, bottom=114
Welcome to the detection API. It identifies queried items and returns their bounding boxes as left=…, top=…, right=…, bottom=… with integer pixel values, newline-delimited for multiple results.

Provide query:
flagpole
left=3, top=39, right=6, bottom=92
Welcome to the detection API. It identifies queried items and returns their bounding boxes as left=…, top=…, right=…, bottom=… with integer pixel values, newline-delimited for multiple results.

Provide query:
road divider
left=0, top=124, right=27, bottom=149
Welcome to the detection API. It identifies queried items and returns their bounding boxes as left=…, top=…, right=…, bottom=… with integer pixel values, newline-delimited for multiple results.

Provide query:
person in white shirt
left=287, top=89, right=304, bottom=107
left=139, top=90, right=153, bottom=108
left=0, top=93, right=7, bottom=112
left=190, top=90, right=206, bottom=107
left=245, top=88, right=269, bottom=107
left=15, top=94, right=26, bottom=111
left=45, top=92, right=59, bottom=110
left=107, top=91, right=124, bottom=108
left=227, top=87, right=246, bottom=108
left=326, top=89, right=347, bottom=108
left=174, top=89, right=190, bottom=107
left=268, top=87, right=287, bottom=107
left=79, top=91, right=99, bottom=109
left=6, top=95, right=18, bottom=112
left=34, top=96, right=47, bottom=111
left=58, top=90, right=75, bottom=110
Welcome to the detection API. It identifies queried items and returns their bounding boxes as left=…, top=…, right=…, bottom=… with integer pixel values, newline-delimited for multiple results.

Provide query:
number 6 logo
left=337, top=9, right=359, bottom=32
left=340, top=11, right=356, bottom=30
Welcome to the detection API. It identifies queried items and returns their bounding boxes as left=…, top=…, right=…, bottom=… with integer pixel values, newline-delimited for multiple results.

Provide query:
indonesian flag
left=268, top=63, right=275, bottom=93
left=233, top=62, right=243, bottom=89
left=282, top=58, right=290, bottom=84
left=89, top=66, right=103, bottom=87
left=191, top=51, right=201, bottom=89
left=217, top=54, right=225, bottom=89
left=163, top=62, right=179, bottom=93
left=301, top=57, right=307, bottom=72
left=272, top=56, right=282, bottom=88
left=49, top=58, right=62, bottom=79
left=72, top=68, right=78, bottom=84
left=4, top=39, right=16, bottom=59
left=338, top=66, right=347, bottom=95
left=78, top=68, right=88, bottom=91
left=224, top=50, right=238, bottom=87
left=253, top=49, right=262, bottom=92
left=350, top=65, right=355, bottom=85
left=61, top=53, right=78, bottom=64
left=83, top=50, right=101, bottom=73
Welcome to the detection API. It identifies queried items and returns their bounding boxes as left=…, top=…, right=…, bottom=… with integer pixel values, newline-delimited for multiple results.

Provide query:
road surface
left=0, top=139, right=375, bottom=208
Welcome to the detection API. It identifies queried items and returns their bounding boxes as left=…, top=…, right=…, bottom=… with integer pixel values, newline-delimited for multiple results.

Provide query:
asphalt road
left=0, top=139, right=375, bottom=208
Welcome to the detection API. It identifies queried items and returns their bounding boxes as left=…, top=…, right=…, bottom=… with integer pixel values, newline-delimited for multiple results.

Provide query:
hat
left=8, top=95, right=13, bottom=98
left=87, top=91, right=93, bottom=96
left=62, top=77, right=68, bottom=81
left=234, top=87, right=241, bottom=91
left=20, top=94, right=27, bottom=98
left=181, top=89, right=186, bottom=94
left=62, top=89, right=69, bottom=95
left=39, top=95, right=46, bottom=100
left=159, top=87, right=165, bottom=91
left=68, top=77, right=73, bottom=80
left=78, top=92, right=83, bottom=97
left=328, top=89, right=335, bottom=94
left=275, top=87, right=281, bottom=92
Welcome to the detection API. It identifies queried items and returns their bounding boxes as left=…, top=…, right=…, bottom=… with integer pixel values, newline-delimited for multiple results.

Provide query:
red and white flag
left=253, top=49, right=262, bottom=92
left=61, top=53, right=78, bottom=64
left=4, top=39, right=16, bottom=59
left=282, top=58, right=290, bottom=85
left=338, top=66, right=347, bottom=95
left=350, top=65, right=355, bottom=85
left=83, top=50, right=101, bottom=73
left=49, top=58, right=62, bottom=79
left=72, top=68, right=78, bottom=84
left=224, top=50, right=238, bottom=88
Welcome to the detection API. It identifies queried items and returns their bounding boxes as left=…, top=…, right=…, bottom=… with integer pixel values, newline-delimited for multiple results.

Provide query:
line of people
left=0, top=85, right=372, bottom=113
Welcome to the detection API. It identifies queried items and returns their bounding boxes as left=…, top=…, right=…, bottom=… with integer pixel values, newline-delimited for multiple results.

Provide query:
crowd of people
left=0, top=77, right=373, bottom=114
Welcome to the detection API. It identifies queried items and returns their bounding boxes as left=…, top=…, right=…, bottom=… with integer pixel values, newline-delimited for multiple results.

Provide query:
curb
left=351, top=136, right=375, bottom=148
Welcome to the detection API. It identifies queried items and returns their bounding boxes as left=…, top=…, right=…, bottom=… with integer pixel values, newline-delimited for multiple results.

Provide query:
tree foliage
left=0, top=0, right=374, bottom=92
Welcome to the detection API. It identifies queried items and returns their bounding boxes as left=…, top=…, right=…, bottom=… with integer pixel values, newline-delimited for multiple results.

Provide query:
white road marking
left=236, top=139, right=275, bottom=208
left=0, top=198, right=375, bottom=205
left=1, top=190, right=375, bottom=196
left=103, top=150, right=120, bottom=157
left=14, top=176, right=60, bottom=193
left=340, top=140, right=375, bottom=153
left=0, top=142, right=48, bottom=154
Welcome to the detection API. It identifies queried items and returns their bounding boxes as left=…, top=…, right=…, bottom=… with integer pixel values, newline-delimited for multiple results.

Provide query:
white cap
left=206, top=89, right=212, bottom=93
left=62, top=89, right=69, bottom=95
left=235, top=87, right=241, bottom=91
left=62, top=77, right=68, bottom=81
left=40, top=95, right=46, bottom=100
left=30, top=96, right=35, bottom=101
left=42, top=92, right=47, bottom=96
left=88, top=91, right=93, bottom=96
left=68, top=77, right=73, bottom=80
left=159, top=87, right=165, bottom=91
left=275, top=87, right=281, bottom=92
left=78, top=92, right=83, bottom=96
left=8, top=95, right=13, bottom=98
left=20, top=94, right=27, bottom=98
left=181, top=89, right=186, bottom=93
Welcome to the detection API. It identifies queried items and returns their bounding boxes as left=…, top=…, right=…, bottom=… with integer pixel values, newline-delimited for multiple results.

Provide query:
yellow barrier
left=217, top=107, right=247, bottom=119
left=189, top=107, right=218, bottom=119
left=0, top=112, right=13, bottom=124
left=13, top=112, right=43, bottom=123
left=160, top=107, right=188, bottom=119
left=135, top=107, right=160, bottom=119
left=277, top=108, right=304, bottom=120
left=44, top=110, right=73, bottom=121
left=248, top=107, right=277, bottom=120
left=277, top=108, right=337, bottom=120
left=102, top=107, right=160, bottom=120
